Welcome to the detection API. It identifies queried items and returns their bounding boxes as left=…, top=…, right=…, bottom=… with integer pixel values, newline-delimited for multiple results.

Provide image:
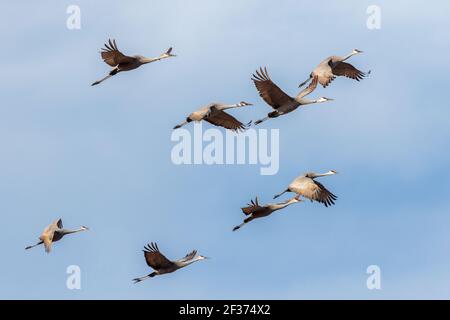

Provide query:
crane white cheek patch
left=171, top=122, right=280, bottom=175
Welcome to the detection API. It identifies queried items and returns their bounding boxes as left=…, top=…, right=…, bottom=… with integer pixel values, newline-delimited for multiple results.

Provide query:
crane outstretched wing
left=178, top=250, right=197, bottom=263
left=42, top=236, right=53, bottom=253
left=42, top=220, right=60, bottom=236
left=296, top=75, right=319, bottom=99
left=319, top=75, right=336, bottom=88
left=241, top=197, right=262, bottom=215
left=332, top=62, right=367, bottom=81
left=48, top=218, right=63, bottom=229
left=309, top=181, right=338, bottom=207
left=252, top=67, right=294, bottom=109
left=314, top=58, right=336, bottom=88
left=100, top=39, right=136, bottom=66
left=205, top=109, right=250, bottom=132
left=143, top=243, right=174, bottom=270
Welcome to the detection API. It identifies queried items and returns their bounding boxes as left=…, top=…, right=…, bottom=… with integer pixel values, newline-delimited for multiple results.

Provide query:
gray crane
left=133, top=243, right=209, bottom=283
left=298, top=49, right=369, bottom=88
left=252, top=67, right=333, bottom=125
left=233, top=196, right=301, bottom=231
left=91, top=39, right=176, bottom=86
left=173, top=101, right=253, bottom=131
left=25, top=219, right=89, bottom=253
left=274, top=170, right=338, bottom=207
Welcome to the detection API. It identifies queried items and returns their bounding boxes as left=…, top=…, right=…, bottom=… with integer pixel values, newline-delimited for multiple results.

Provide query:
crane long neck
left=297, top=98, right=320, bottom=105
left=219, top=103, right=242, bottom=111
left=141, top=57, right=159, bottom=64
left=61, top=228, right=85, bottom=235
left=313, top=171, right=335, bottom=178
left=178, top=257, right=201, bottom=268
left=296, top=97, right=312, bottom=104
left=141, top=53, right=171, bottom=64
left=271, top=199, right=297, bottom=210
left=342, top=51, right=357, bottom=62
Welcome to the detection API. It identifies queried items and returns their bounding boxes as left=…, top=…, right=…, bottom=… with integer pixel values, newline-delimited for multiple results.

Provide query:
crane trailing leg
left=173, top=118, right=192, bottom=129
left=273, top=188, right=289, bottom=199
left=298, top=74, right=313, bottom=88
left=132, top=272, right=157, bottom=283
left=25, top=241, right=43, bottom=250
left=91, top=67, right=120, bottom=86
left=255, top=111, right=279, bottom=125
left=232, top=216, right=254, bottom=231
left=254, top=117, right=269, bottom=125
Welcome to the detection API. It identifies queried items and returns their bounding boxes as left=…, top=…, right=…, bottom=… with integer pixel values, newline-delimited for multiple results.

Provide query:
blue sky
left=1, top=0, right=450, bottom=299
